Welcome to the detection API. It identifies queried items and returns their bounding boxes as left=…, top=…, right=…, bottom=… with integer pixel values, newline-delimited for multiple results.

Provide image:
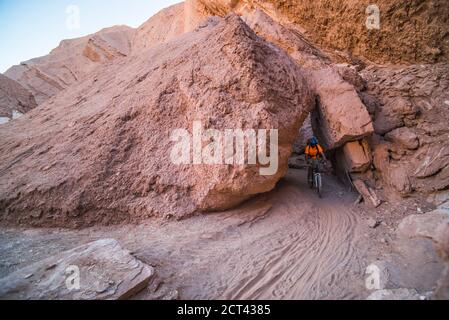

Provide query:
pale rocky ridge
left=2, top=3, right=187, bottom=108
left=4, top=25, right=136, bottom=105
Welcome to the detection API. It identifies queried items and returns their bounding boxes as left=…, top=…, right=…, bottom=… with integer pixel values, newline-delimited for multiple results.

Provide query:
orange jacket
left=305, top=144, right=324, bottom=159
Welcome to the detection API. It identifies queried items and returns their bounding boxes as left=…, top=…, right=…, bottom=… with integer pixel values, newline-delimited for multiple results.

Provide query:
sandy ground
left=0, top=169, right=424, bottom=300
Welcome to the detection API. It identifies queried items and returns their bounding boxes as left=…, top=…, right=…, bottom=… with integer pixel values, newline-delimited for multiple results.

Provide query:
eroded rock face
left=292, top=114, right=313, bottom=155
left=4, top=26, right=135, bottom=105
left=196, top=0, right=449, bottom=64
left=385, top=127, right=419, bottom=150
left=310, top=68, right=374, bottom=150
left=0, top=15, right=313, bottom=227
left=0, top=239, right=154, bottom=300
left=0, top=74, right=37, bottom=120
left=435, top=266, right=449, bottom=300
left=361, top=63, right=449, bottom=200
left=372, top=97, right=419, bottom=135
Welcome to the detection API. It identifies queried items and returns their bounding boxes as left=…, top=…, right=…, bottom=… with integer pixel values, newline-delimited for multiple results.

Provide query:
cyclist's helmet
left=310, top=136, right=318, bottom=146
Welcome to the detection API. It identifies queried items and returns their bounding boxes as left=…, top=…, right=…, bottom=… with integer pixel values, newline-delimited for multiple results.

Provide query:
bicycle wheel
left=316, top=173, right=322, bottom=198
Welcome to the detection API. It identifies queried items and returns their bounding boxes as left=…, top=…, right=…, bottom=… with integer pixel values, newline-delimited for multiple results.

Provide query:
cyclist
left=305, top=137, right=326, bottom=187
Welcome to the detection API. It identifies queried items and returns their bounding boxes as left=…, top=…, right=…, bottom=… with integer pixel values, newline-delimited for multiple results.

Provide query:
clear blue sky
left=0, top=0, right=181, bottom=73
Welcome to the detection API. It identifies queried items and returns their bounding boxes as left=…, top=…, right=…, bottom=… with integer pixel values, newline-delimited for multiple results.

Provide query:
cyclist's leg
left=312, top=159, right=319, bottom=172
left=307, top=163, right=313, bottom=186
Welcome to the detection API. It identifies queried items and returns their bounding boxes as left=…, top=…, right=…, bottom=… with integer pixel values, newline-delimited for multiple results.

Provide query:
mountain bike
left=308, top=159, right=323, bottom=198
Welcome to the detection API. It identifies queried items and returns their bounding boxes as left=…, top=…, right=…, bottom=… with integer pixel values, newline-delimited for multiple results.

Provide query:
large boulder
left=239, top=8, right=330, bottom=70
left=0, top=15, right=313, bottom=228
left=396, top=211, right=449, bottom=300
left=0, top=239, right=154, bottom=300
left=5, top=26, right=135, bottom=105
left=310, top=68, right=374, bottom=149
left=341, top=139, right=372, bottom=173
left=397, top=211, right=449, bottom=261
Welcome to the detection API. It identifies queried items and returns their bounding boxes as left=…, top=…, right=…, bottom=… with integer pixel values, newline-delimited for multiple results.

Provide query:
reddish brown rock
left=0, top=74, right=37, bottom=121
left=352, top=179, right=381, bottom=207
left=238, top=8, right=330, bottom=70
left=363, top=63, right=449, bottom=200
left=372, top=97, right=418, bottom=135
left=385, top=127, right=419, bottom=150
left=335, top=64, right=366, bottom=92
left=196, top=0, right=449, bottom=64
left=0, top=15, right=313, bottom=228
left=371, top=137, right=413, bottom=198
left=310, top=68, right=374, bottom=149
left=342, top=139, right=372, bottom=173
left=398, top=211, right=449, bottom=263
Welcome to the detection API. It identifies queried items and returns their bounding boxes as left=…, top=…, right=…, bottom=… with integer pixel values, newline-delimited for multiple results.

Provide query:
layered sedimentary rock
left=193, top=0, right=449, bottom=64
left=0, top=15, right=313, bottom=227
left=5, top=26, right=135, bottom=105
left=238, top=8, right=331, bottom=70
left=361, top=63, right=449, bottom=201
left=0, top=74, right=37, bottom=122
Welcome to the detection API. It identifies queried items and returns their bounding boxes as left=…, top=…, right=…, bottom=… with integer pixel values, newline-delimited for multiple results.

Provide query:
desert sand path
left=0, top=169, right=369, bottom=299
left=168, top=169, right=365, bottom=300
